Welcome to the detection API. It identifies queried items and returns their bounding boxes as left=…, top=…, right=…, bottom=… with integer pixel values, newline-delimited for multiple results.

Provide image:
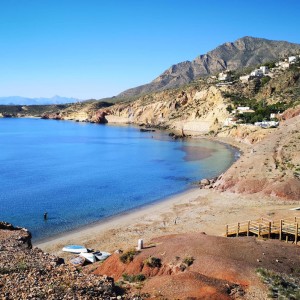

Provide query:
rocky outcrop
left=91, top=110, right=109, bottom=124
left=0, top=222, right=126, bottom=299
left=96, top=85, right=231, bottom=135
left=119, top=36, right=300, bottom=98
left=42, top=112, right=64, bottom=120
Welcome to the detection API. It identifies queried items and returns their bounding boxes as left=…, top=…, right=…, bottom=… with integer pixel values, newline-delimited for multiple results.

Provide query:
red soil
left=94, top=232, right=300, bottom=299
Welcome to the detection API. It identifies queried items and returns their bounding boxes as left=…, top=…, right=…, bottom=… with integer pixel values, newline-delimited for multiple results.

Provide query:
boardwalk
left=225, top=217, right=299, bottom=244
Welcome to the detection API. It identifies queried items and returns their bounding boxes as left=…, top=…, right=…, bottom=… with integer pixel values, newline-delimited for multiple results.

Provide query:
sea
left=0, top=118, right=238, bottom=241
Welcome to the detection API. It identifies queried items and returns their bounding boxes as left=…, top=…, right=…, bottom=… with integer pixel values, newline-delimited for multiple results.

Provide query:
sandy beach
left=35, top=187, right=300, bottom=259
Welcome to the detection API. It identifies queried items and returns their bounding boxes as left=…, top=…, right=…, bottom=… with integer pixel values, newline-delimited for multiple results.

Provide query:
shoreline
left=33, top=186, right=198, bottom=244
left=35, top=186, right=300, bottom=258
left=35, top=188, right=203, bottom=252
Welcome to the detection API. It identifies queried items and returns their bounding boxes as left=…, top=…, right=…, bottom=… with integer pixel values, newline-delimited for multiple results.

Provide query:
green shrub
left=183, top=256, right=195, bottom=266
left=144, top=256, right=162, bottom=268
left=260, top=76, right=271, bottom=86
left=119, top=249, right=139, bottom=264
left=256, top=268, right=300, bottom=299
left=122, top=273, right=146, bottom=282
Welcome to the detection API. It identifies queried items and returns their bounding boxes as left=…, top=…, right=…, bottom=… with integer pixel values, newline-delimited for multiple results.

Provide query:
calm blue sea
left=0, top=118, right=237, bottom=241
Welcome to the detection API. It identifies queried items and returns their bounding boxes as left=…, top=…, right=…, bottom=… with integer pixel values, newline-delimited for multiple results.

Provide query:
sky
left=0, top=0, right=299, bottom=100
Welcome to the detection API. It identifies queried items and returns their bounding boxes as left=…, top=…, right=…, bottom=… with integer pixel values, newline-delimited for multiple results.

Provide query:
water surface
left=0, top=118, right=237, bottom=241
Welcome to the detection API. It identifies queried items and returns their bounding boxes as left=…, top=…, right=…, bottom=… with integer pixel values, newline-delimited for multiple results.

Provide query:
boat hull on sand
left=62, top=245, right=88, bottom=254
left=80, top=252, right=96, bottom=263
left=93, top=251, right=111, bottom=261
left=69, top=256, right=85, bottom=266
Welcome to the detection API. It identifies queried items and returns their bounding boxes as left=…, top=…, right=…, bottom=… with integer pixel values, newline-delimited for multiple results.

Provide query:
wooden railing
left=225, top=217, right=299, bottom=245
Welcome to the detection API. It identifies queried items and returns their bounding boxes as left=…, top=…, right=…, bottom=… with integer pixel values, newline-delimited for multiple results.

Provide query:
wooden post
left=286, top=235, right=288, bottom=243
left=279, top=220, right=283, bottom=240
left=258, top=224, right=261, bottom=237
left=268, top=221, right=271, bottom=239
left=247, top=221, right=250, bottom=236
left=236, top=223, right=240, bottom=237
left=225, top=225, right=228, bottom=237
left=295, top=223, right=298, bottom=245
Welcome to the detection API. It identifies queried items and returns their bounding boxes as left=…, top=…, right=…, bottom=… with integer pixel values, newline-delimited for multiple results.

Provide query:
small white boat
left=80, top=252, right=96, bottom=263
left=93, top=251, right=111, bottom=261
left=70, top=256, right=85, bottom=266
left=62, top=245, right=88, bottom=254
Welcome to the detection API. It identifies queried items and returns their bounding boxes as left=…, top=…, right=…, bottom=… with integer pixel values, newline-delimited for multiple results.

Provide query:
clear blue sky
left=0, top=0, right=299, bottom=99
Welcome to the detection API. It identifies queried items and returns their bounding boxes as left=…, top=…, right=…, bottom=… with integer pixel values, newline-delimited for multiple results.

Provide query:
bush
left=183, top=256, right=195, bottom=266
left=119, top=249, right=139, bottom=264
left=226, top=105, right=233, bottom=113
left=122, top=273, right=146, bottom=283
left=144, top=256, right=162, bottom=268
left=260, top=76, right=271, bottom=86
left=256, top=268, right=300, bottom=299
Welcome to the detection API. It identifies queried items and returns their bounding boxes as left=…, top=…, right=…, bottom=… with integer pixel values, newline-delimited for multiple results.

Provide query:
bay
left=0, top=118, right=237, bottom=241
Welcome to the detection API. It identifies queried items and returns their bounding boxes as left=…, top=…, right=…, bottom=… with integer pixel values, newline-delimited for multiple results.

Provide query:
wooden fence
left=225, top=217, right=299, bottom=244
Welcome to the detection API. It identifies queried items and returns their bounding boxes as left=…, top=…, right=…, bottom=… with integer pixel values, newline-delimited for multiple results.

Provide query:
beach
left=35, top=187, right=300, bottom=259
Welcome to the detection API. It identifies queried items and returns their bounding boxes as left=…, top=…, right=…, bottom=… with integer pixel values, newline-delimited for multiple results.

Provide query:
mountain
left=118, top=36, right=300, bottom=98
left=0, top=95, right=79, bottom=105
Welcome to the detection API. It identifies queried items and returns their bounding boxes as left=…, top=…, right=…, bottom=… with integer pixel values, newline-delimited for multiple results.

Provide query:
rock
left=200, top=179, right=210, bottom=186
left=140, top=128, right=155, bottom=132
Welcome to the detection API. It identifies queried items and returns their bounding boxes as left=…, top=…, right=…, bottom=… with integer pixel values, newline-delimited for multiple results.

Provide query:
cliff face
left=104, top=84, right=230, bottom=134
left=119, top=36, right=300, bottom=98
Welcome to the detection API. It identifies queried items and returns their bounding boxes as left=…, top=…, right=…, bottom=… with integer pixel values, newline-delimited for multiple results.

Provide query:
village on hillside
left=215, top=54, right=300, bottom=129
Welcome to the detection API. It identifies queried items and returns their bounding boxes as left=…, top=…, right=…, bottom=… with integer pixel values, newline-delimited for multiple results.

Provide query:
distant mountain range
left=0, top=95, right=80, bottom=105
left=119, top=36, right=300, bottom=98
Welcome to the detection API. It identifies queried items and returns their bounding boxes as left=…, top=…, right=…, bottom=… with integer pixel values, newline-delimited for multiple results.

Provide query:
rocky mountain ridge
left=119, top=36, right=300, bottom=98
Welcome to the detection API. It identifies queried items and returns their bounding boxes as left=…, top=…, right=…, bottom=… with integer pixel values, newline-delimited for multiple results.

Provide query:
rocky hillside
left=215, top=110, right=300, bottom=200
left=119, top=36, right=300, bottom=98
left=0, top=222, right=127, bottom=299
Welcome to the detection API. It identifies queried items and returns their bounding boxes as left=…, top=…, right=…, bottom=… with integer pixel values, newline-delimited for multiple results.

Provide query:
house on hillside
left=218, top=72, right=232, bottom=81
left=288, top=56, right=297, bottom=64
left=254, top=120, right=279, bottom=128
left=250, top=69, right=264, bottom=77
left=239, top=75, right=250, bottom=83
left=259, top=66, right=269, bottom=74
left=241, top=66, right=269, bottom=81
left=232, top=107, right=255, bottom=114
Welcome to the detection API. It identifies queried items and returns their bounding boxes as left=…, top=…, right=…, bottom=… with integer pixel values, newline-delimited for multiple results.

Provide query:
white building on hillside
left=254, top=121, right=279, bottom=128
left=218, top=72, right=231, bottom=81
left=250, top=69, right=264, bottom=77
left=260, top=66, right=269, bottom=74
left=288, top=56, right=297, bottom=64
left=239, top=75, right=250, bottom=83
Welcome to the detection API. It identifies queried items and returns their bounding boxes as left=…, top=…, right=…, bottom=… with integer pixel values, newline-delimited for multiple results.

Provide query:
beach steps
left=225, top=217, right=299, bottom=245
